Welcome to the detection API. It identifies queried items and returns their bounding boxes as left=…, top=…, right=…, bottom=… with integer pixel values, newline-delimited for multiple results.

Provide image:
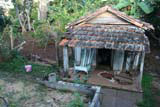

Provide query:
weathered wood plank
left=82, top=48, right=87, bottom=66
left=89, top=12, right=130, bottom=24
left=132, top=52, right=140, bottom=70
left=75, top=47, right=81, bottom=65
left=92, top=50, right=97, bottom=67
left=113, top=50, right=124, bottom=73
left=125, top=55, right=131, bottom=72
left=111, top=50, right=114, bottom=68
left=63, top=47, right=69, bottom=72
left=139, top=52, right=145, bottom=86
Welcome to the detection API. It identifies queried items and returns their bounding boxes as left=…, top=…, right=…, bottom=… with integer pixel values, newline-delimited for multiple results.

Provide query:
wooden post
left=92, top=49, right=97, bottom=67
left=9, top=26, right=14, bottom=50
left=125, top=52, right=132, bottom=72
left=63, top=47, right=69, bottom=72
left=139, top=52, right=145, bottom=86
left=133, top=52, right=140, bottom=70
left=82, top=48, right=87, bottom=66
left=111, top=50, right=114, bottom=68
left=75, top=47, right=81, bottom=66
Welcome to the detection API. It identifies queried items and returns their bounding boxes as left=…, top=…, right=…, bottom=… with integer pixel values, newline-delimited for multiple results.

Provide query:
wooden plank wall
left=112, top=51, right=142, bottom=74
left=88, top=12, right=130, bottom=25
left=113, top=50, right=124, bottom=73
left=63, top=47, right=69, bottom=72
left=75, top=47, right=81, bottom=66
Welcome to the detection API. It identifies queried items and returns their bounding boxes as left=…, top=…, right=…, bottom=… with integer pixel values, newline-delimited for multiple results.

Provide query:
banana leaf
left=114, top=0, right=131, bottom=9
left=138, top=2, right=154, bottom=14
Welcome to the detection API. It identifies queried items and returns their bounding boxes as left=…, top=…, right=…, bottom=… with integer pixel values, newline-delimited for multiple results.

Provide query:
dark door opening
left=97, top=49, right=111, bottom=66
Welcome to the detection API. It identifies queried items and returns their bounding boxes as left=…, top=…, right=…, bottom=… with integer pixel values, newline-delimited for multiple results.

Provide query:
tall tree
left=38, top=0, right=48, bottom=20
left=12, top=0, right=33, bottom=32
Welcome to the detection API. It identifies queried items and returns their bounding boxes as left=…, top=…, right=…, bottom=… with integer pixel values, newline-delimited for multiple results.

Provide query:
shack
left=59, top=6, right=154, bottom=87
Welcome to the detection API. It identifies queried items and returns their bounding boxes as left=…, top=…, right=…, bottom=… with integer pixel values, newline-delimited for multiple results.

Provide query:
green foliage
left=115, top=0, right=160, bottom=18
left=48, top=0, right=117, bottom=36
left=138, top=73, right=156, bottom=107
left=67, top=93, right=84, bottom=107
left=0, top=8, right=5, bottom=32
left=0, top=52, right=27, bottom=72
left=0, top=6, right=23, bottom=59
left=31, top=2, right=38, bottom=20
left=0, top=24, right=22, bottom=60
left=114, top=0, right=131, bottom=9
left=32, top=20, right=55, bottom=47
left=137, top=2, right=154, bottom=14
left=0, top=53, right=55, bottom=77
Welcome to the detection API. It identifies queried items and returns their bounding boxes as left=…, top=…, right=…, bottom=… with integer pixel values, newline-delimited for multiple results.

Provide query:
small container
left=48, top=73, right=57, bottom=82
left=25, top=65, right=32, bottom=72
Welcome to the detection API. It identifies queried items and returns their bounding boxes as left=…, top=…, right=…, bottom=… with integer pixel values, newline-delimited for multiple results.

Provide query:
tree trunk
left=16, top=7, right=26, bottom=32
left=38, top=0, right=48, bottom=20
left=26, top=9, right=32, bottom=31
left=9, top=26, right=14, bottom=50
left=55, top=42, right=60, bottom=66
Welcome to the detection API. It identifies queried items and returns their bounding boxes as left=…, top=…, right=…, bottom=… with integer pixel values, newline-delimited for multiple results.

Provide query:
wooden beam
left=63, top=47, right=69, bottom=72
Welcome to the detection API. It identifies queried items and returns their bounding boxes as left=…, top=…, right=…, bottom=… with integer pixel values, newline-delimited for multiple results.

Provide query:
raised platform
left=65, top=69, right=142, bottom=93
left=87, top=70, right=142, bottom=93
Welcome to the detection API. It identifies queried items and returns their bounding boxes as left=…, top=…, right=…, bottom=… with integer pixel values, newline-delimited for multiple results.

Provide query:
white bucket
left=25, top=65, right=32, bottom=72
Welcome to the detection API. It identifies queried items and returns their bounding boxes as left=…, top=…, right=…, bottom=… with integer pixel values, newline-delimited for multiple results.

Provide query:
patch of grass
left=138, top=73, right=156, bottom=107
left=67, top=93, right=84, bottom=107
left=73, top=74, right=89, bottom=84
left=0, top=54, right=57, bottom=77
left=157, top=90, right=160, bottom=96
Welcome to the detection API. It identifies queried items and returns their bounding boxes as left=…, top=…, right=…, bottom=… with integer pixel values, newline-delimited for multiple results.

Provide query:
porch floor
left=66, top=68, right=142, bottom=92
left=87, top=70, right=142, bottom=92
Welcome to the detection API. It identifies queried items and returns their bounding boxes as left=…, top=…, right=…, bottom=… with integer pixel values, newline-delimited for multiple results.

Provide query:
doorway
left=97, top=49, right=112, bottom=67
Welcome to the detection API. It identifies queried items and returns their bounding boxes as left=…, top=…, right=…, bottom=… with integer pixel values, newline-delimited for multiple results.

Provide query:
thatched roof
left=60, top=5, right=152, bottom=53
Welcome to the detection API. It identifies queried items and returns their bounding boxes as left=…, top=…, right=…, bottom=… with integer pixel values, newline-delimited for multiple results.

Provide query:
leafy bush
left=115, top=0, right=160, bottom=18
left=138, top=73, right=155, bottom=107
left=67, top=93, right=84, bottom=107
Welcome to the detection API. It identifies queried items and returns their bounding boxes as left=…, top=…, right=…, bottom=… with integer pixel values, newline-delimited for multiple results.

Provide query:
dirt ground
left=0, top=72, right=75, bottom=107
left=21, top=36, right=57, bottom=61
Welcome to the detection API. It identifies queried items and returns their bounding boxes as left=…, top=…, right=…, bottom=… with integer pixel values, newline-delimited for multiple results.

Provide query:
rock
left=155, top=56, right=160, bottom=60
left=152, top=81, right=160, bottom=90
left=114, top=73, right=133, bottom=85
